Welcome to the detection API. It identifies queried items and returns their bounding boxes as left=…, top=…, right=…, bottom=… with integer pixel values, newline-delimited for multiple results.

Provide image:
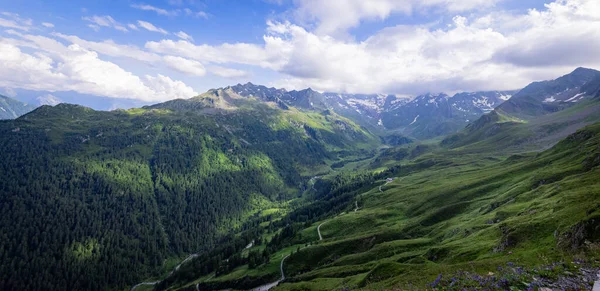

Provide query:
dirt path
left=131, top=253, right=198, bottom=291
left=379, top=178, right=398, bottom=192
left=354, top=201, right=359, bottom=212
left=174, top=254, right=199, bottom=272
left=249, top=255, right=289, bottom=291
left=317, top=222, right=326, bottom=240
left=131, top=281, right=159, bottom=291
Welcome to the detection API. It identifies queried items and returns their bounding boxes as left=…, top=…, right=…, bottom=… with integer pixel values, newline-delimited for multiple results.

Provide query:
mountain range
left=0, top=95, right=37, bottom=119
left=0, top=68, right=600, bottom=291
left=190, top=83, right=518, bottom=140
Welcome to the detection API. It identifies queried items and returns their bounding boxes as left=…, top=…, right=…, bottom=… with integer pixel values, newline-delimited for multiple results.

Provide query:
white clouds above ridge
left=0, top=0, right=599, bottom=101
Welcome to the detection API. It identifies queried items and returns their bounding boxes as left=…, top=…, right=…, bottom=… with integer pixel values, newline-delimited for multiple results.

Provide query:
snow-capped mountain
left=451, top=91, right=513, bottom=114
left=378, top=91, right=516, bottom=138
left=227, top=82, right=328, bottom=110
left=197, top=82, right=517, bottom=139
left=498, top=67, right=600, bottom=117
left=36, top=94, right=63, bottom=106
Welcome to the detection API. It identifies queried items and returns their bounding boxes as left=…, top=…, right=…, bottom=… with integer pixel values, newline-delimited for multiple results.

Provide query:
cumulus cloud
left=143, top=0, right=600, bottom=94
left=291, top=0, right=502, bottom=37
left=0, top=38, right=196, bottom=101
left=137, top=20, right=168, bottom=34
left=82, top=15, right=128, bottom=32
left=209, top=66, right=249, bottom=78
left=1, top=0, right=599, bottom=100
left=41, top=22, right=54, bottom=28
left=163, top=55, right=206, bottom=76
left=54, top=33, right=162, bottom=62
left=145, top=38, right=290, bottom=69
left=491, top=0, right=600, bottom=68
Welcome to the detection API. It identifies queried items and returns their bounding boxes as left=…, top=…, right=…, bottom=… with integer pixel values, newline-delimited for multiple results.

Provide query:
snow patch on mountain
left=499, top=94, right=512, bottom=101
left=347, top=98, right=380, bottom=111
left=566, top=93, right=585, bottom=102
left=409, top=115, right=419, bottom=125
left=37, top=94, right=62, bottom=106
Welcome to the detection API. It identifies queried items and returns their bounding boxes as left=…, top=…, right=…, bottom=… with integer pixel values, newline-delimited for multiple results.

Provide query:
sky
left=0, top=0, right=599, bottom=109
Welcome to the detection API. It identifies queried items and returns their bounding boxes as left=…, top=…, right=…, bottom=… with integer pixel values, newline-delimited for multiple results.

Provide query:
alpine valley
left=1, top=68, right=600, bottom=291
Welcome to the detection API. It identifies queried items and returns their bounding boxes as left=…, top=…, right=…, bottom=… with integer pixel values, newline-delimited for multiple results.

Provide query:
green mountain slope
left=442, top=68, right=600, bottom=153
left=0, top=95, right=37, bottom=119
left=0, top=96, right=377, bottom=290
left=164, top=122, right=600, bottom=291
left=496, top=67, right=600, bottom=118
left=2, top=69, right=600, bottom=291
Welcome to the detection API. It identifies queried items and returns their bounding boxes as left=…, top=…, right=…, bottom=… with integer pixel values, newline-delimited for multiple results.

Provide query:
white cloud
left=0, top=17, right=31, bottom=31
left=53, top=33, right=162, bottom=62
left=143, top=74, right=198, bottom=99
left=148, top=0, right=599, bottom=95
left=131, top=4, right=179, bottom=16
left=491, top=0, right=600, bottom=68
left=88, top=24, right=100, bottom=31
left=195, top=11, right=209, bottom=19
left=209, top=66, right=249, bottom=78
left=128, top=23, right=139, bottom=30
left=291, top=0, right=502, bottom=37
left=1, top=0, right=599, bottom=101
left=137, top=20, right=169, bottom=34
left=175, top=31, right=193, bottom=41
left=0, top=39, right=196, bottom=101
left=145, top=38, right=290, bottom=70
left=184, top=8, right=209, bottom=18
left=42, top=22, right=54, bottom=28
left=163, top=55, right=206, bottom=76
left=82, top=15, right=128, bottom=32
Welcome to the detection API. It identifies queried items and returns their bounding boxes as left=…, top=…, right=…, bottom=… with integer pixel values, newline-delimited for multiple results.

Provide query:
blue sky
left=0, top=0, right=599, bottom=109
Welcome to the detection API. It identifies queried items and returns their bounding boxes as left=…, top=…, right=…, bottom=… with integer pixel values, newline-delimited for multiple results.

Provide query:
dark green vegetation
left=0, top=91, right=376, bottom=290
left=0, top=95, right=37, bottom=119
left=155, top=69, right=600, bottom=291
left=1, top=68, right=600, bottom=291
left=163, top=119, right=600, bottom=291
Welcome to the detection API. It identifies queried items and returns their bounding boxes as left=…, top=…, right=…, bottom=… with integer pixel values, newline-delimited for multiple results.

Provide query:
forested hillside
left=0, top=96, right=376, bottom=290
left=159, top=120, right=600, bottom=291
left=2, top=69, right=600, bottom=291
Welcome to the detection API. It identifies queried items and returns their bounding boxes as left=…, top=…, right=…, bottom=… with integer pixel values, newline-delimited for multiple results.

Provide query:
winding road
left=379, top=179, right=394, bottom=192
left=317, top=222, right=326, bottom=240
left=131, top=253, right=199, bottom=291
left=136, top=180, right=377, bottom=291
left=250, top=255, right=290, bottom=291
left=130, top=281, right=159, bottom=291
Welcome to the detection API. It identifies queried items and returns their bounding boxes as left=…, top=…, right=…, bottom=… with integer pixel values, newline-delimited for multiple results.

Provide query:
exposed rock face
left=558, top=215, right=600, bottom=252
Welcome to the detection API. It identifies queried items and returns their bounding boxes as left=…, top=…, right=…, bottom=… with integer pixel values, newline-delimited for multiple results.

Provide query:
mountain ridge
left=0, top=94, right=38, bottom=119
